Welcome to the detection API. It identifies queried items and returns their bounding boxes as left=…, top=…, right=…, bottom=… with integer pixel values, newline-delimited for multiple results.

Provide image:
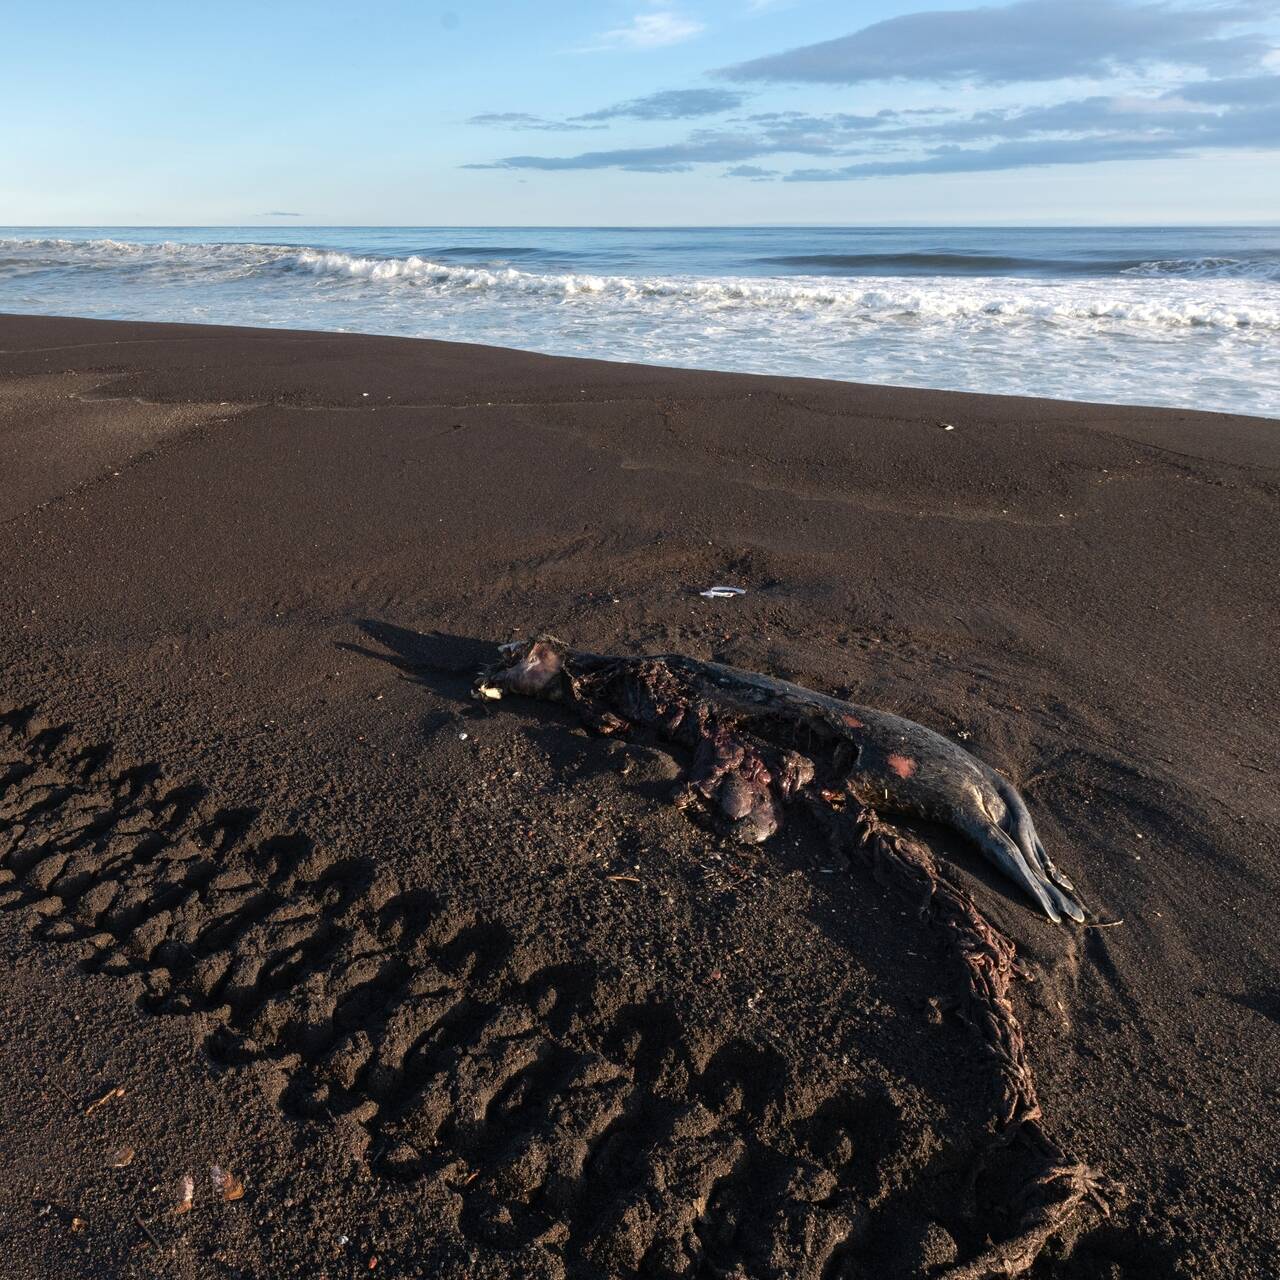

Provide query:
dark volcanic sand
left=0, top=313, right=1276, bottom=1280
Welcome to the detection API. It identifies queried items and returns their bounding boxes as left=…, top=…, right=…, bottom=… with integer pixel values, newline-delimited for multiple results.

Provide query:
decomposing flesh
left=476, top=635, right=1085, bottom=924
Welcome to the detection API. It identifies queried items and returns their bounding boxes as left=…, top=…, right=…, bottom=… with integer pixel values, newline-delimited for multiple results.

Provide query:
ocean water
left=2, top=226, right=1277, bottom=416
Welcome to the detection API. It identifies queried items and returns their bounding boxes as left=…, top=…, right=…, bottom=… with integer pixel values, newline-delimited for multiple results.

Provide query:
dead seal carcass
left=475, top=635, right=1086, bottom=924
left=474, top=635, right=1108, bottom=1273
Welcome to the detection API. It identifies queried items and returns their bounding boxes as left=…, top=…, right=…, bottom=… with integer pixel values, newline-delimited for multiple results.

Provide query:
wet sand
left=0, top=312, right=1276, bottom=1279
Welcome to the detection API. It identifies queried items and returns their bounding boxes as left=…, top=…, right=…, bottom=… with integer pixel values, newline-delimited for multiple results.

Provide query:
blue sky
left=3, top=0, right=1278, bottom=224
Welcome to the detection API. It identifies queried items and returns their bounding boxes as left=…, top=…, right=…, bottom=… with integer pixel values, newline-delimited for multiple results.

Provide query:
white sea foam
left=278, top=246, right=1280, bottom=331
left=2, top=234, right=1277, bottom=415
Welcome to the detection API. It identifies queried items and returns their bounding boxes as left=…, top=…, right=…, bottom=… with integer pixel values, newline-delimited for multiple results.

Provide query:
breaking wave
left=273, top=246, right=1280, bottom=331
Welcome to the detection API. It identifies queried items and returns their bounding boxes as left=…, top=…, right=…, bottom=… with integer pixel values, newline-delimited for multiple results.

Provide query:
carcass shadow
left=337, top=619, right=495, bottom=693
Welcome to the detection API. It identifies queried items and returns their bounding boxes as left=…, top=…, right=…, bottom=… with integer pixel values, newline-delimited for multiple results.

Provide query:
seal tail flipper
left=975, top=821, right=1063, bottom=923
left=1001, top=786, right=1087, bottom=920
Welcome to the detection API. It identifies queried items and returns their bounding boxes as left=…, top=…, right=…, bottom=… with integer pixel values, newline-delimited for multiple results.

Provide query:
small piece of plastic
left=172, top=1173, right=195, bottom=1215
left=699, top=586, right=747, bottom=600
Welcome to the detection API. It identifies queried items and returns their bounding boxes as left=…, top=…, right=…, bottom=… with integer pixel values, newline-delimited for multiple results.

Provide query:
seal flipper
left=1001, top=786, right=1087, bottom=920
left=976, top=821, right=1064, bottom=923
left=1046, top=879, right=1087, bottom=924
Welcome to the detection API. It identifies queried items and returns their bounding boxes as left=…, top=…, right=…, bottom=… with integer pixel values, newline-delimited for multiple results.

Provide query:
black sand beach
left=0, top=313, right=1276, bottom=1279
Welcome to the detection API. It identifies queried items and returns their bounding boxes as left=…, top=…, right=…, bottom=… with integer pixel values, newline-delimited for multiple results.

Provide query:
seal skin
left=477, top=636, right=1087, bottom=924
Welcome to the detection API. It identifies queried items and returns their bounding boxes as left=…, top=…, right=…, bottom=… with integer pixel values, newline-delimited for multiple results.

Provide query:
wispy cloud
left=784, top=76, right=1280, bottom=178
left=468, top=109, right=923, bottom=171
left=580, top=9, right=705, bottom=52
left=723, top=163, right=780, bottom=178
left=785, top=136, right=1186, bottom=180
left=468, top=90, right=741, bottom=133
left=720, top=0, right=1275, bottom=85
left=465, top=74, right=1280, bottom=178
left=467, top=111, right=606, bottom=132
left=464, top=133, right=780, bottom=173
left=263, top=210, right=301, bottom=216
left=574, top=88, right=745, bottom=121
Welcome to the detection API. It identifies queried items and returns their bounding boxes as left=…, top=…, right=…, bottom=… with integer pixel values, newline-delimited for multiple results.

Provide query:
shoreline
left=1, top=312, right=1277, bottom=1278
left=4, top=308, right=1277, bottom=426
